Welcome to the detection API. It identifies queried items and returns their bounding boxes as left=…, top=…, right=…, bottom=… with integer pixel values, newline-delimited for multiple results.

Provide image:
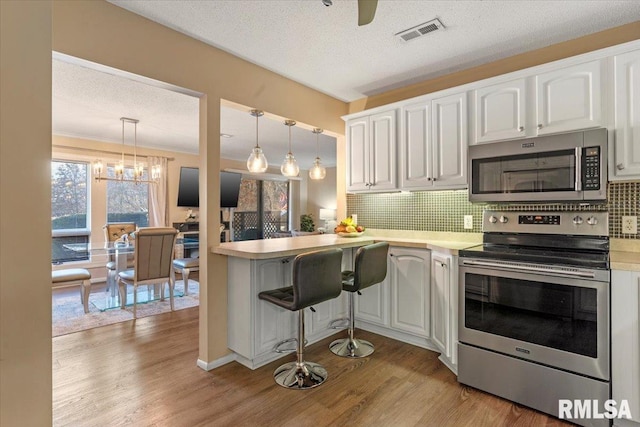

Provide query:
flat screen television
left=176, top=167, right=242, bottom=208
left=220, top=171, right=242, bottom=208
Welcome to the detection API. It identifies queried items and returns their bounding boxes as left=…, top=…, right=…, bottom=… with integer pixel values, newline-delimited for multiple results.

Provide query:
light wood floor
left=53, top=307, right=571, bottom=426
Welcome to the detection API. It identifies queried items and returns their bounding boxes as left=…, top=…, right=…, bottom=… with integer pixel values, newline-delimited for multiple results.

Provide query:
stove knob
left=587, top=216, right=598, bottom=226
left=573, top=215, right=583, bottom=225
left=489, top=215, right=497, bottom=224
left=499, top=215, right=509, bottom=224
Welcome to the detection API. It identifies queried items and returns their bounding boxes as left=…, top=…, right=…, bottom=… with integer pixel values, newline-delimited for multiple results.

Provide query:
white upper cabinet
left=612, top=49, right=640, bottom=180
left=432, top=92, right=468, bottom=188
left=471, top=60, right=604, bottom=144
left=535, top=60, right=602, bottom=135
left=400, top=102, right=432, bottom=189
left=346, top=109, right=397, bottom=192
left=400, top=93, right=468, bottom=190
left=473, top=78, right=527, bottom=143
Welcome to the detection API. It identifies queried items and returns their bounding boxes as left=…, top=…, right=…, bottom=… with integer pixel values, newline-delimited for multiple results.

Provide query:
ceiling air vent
left=396, top=18, right=444, bottom=42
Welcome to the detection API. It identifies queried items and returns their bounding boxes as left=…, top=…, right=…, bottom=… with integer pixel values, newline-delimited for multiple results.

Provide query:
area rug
left=52, top=280, right=199, bottom=337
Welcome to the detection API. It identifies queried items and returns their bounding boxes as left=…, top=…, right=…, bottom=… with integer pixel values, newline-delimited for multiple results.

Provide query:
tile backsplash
left=346, top=181, right=640, bottom=239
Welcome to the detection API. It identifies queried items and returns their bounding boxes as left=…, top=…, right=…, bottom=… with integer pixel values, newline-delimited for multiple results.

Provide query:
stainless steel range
left=458, top=210, right=610, bottom=427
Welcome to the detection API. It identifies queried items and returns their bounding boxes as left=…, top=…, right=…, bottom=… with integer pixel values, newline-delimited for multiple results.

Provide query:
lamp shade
left=319, top=208, right=336, bottom=221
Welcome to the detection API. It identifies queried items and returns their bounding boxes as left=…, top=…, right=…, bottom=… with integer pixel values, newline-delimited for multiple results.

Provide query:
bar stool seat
left=258, top=248, right=343, bottom=390
left=329, top=242, right=389, bottom=358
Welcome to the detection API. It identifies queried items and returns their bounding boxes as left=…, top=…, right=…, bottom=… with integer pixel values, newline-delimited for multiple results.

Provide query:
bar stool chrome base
left=273, top=361, right=328, bottom=389
left=329, top=337, right=374, bottom=358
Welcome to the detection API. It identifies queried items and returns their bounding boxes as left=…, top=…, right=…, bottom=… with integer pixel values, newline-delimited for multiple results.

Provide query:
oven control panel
left=518, top=215, right=560, bottom=225
left=484, top=210, right=608, bottom=236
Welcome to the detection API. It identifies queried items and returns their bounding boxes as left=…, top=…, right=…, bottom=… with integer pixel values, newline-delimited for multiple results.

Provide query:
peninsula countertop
left=213, top=231, right=482, bottom=260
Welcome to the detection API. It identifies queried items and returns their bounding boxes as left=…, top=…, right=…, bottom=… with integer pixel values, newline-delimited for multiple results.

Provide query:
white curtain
left=148, top=156, right=168, bottom=227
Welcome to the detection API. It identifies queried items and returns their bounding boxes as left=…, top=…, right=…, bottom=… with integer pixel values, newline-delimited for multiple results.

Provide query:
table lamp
left=319, top=208, right=336, bottom=233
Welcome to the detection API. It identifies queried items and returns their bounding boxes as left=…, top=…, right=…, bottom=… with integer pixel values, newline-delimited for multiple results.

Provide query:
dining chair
left=117, top=227, right=178, bottom=319
left=103, top=222, right=136, bottom=293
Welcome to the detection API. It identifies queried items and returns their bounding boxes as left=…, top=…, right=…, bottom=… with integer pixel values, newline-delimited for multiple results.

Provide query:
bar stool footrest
left=273, top=361, right=328, bottom=389
left=273, top=338, right=307, bottom=353
left=328, top=318, right=349, bottom=330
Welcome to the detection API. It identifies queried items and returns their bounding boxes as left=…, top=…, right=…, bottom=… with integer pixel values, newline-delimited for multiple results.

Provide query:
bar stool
left=258, top=248, right=344, bottom=389
left=329, top=242, right=389, bottom=358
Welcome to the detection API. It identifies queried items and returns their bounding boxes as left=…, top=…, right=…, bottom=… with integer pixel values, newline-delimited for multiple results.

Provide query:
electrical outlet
left=622, top=216, right=638, bottom=234
left=464, top=215, right=473, bottom=230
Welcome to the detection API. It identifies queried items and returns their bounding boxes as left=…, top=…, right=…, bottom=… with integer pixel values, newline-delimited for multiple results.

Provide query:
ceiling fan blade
left=358, top=0, right=378, bottom=26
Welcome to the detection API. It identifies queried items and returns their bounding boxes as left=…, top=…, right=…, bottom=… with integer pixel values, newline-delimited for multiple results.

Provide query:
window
left=51, top=160, right=90, bottom=264
left=233, top=178, right=288, bottom=240
left=106, top=165, right=149, bottom=226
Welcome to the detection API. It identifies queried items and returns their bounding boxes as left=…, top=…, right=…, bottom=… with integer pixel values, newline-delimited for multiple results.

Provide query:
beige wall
left=51, top=0, right=348, bottom=372
left=349, top=21, right=640, bottom=112
left=1, top=1, right=53, bottom=425
left=306, top=167, right=338, bottom=228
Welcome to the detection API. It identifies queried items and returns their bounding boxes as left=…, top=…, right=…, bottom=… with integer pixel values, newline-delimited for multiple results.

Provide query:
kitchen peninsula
left=214, top=232, right=481, bottom=371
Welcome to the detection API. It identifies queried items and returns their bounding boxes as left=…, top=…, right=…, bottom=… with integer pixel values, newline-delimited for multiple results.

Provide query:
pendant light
left=281, top=120, right=300, bottom=177
left=247, top=109, right=268, bottom=173
left=309, top=128, right=327, bottom=180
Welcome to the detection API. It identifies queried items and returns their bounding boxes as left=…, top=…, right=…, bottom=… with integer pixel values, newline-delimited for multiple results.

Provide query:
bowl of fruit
left=335, top=216, right=365, bottom=237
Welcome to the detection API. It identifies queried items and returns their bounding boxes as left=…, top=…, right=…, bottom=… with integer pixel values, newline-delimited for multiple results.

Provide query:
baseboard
left=197, top=353, right=236, bottom=371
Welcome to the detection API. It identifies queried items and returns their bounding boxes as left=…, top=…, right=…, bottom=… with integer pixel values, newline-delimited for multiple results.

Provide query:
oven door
left=459, top=259, right=610, bottom=381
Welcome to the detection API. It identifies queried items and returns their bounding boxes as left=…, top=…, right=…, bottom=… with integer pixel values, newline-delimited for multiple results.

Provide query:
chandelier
left=92, top=117, right=160, bottom=184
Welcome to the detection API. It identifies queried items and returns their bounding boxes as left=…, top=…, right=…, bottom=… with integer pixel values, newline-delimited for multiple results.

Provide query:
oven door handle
left=575, top=146, right=582, bottom=192
left=461, top=259, right=596, bottom=279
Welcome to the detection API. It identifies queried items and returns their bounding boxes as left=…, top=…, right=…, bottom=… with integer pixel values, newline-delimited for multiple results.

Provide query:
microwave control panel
left=582, top=146, right=600, bottom=190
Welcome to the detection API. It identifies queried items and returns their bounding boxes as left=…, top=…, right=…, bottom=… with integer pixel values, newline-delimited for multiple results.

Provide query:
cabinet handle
left=427, top=177, right=432, bottom=181
left=281, top=258, right=290, bottom=264
left=617, top=163, right=625, bottom=171
left=518, top=126, right=524, bottom=132
left=432, top=178, right=437, bottom=182
left=389, top=253, right=394, bottom=257
left=537, top=124, right=543, bottom=130
left=439, top=261, right=447, bottom=268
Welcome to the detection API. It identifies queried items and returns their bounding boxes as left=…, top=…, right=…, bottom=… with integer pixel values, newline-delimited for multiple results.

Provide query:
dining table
left=62, top=237, right=199, bottom=311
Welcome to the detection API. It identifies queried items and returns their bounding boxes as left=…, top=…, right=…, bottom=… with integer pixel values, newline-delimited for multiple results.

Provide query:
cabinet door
left=432, top=92, right=467, bottom=187
left=389, top=247, right=430, bottom=337
left=474, top=78, right=526, bottom=143
left=254, top=258, right=293, bottom=355
left=354, top=257, right=390, bottom=326
left=369, top=110, right=398, bottom=191
left=346, top=117, right=370, bottom=192
left=613, top=49, right=640, bottom=180
left=536, top=60, right=602, bottom=135
left=612, top=270, right=640, bottom=423
left=431, top=253, right=451, bottom=357
left=400, top=102, right=432, bottom=189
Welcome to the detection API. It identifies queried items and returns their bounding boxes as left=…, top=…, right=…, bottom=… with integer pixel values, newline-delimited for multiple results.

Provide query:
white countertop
left=213, top=232, right=481, bottom=260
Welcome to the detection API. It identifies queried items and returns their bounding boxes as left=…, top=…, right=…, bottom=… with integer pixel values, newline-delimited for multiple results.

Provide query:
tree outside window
left=51, top=161, right=89, bottom=263
left=106, top=165, right=149, bottom=226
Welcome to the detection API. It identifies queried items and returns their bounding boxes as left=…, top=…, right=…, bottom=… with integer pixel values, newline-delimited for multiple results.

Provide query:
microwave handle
left=574, top=147, right=582, bottom=192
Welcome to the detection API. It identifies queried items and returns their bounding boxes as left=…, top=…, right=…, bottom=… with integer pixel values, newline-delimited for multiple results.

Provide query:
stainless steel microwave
left=468, top=128, right=608, bottom=203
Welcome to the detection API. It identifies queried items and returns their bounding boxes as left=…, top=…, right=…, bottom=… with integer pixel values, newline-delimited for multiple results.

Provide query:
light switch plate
left=622, top=216, right=638, bottom=234
left=464, top=215, right=473, bottom=230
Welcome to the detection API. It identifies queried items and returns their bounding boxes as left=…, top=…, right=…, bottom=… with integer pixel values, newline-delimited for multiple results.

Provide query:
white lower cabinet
left=612, top=270, right=640, bottom=427
left=430, top=251, right=458, bottom=370
left=353, top=246, right=458, bottom=373
left=389, top=247, right=430, bottom=337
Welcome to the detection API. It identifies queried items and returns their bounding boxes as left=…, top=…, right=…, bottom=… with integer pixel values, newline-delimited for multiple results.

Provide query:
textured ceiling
left=52, top=59, right=337, bottom=167
left=108, top=0, right=640, bottom=102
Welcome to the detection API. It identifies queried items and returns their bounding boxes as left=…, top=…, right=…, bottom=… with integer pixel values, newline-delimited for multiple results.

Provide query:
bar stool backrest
left=291, top=248, right=343, bottom=311
left=353, top=242, right=390, bottom=292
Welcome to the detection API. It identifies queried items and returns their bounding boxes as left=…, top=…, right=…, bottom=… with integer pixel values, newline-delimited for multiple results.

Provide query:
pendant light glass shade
left=281, top=120, right=299, bottom=177
left=247, top=110, right=268, bottom=173
left=309, top=128, right=326, bottom=180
